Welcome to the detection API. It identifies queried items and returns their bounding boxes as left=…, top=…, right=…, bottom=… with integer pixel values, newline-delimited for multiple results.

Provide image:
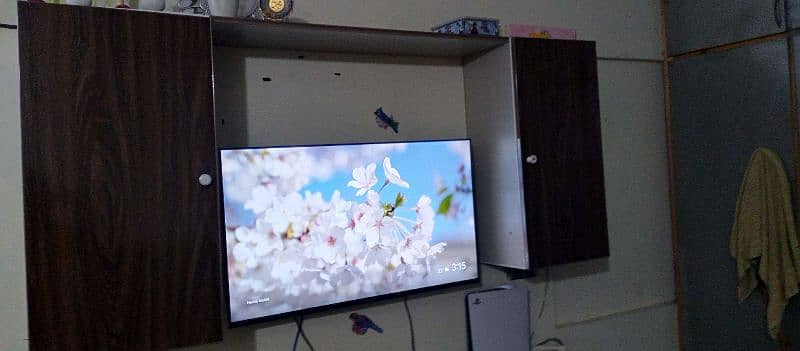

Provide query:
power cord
left=292, top=316, right=302, bottom=351
left=403, top=297, right=417, bottom=351
left=292, top=315, right=316, bottom=351
left=537, top=267, right=550, bottom=320
left=529, top=266, right=550, bottom=347
left=536, top=337, right=565, bottom=346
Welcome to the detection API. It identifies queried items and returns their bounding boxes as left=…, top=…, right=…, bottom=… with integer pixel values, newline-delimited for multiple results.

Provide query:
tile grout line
left=657, top=1, right=684, bottom=351
left=667, top=29, right=800, bottom=62
left=597, top=57, right=663, bottom=63
left=789, top=31, right=800, bottom=351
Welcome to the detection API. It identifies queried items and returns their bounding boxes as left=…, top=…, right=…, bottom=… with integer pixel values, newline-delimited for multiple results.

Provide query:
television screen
left=219, top=139, right=479, bottom=325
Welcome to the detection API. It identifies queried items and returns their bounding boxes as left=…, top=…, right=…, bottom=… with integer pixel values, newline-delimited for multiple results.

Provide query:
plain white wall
left=177, top=56, right=676, bottom=351
left=0, top=23, right=28, bottom=351
left=0, top=1, right=675, bottom=350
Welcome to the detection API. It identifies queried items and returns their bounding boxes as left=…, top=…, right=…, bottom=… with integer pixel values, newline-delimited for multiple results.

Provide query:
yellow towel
left=731, top=147, right=800, bottom=339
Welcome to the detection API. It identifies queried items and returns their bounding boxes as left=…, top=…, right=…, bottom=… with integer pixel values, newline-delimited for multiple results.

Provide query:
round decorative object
left=261, top=0, right=292, bottom=20
left=198, top=173, right=213, bottom=186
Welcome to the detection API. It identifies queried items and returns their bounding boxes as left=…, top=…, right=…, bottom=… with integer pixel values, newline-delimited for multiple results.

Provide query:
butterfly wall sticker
left=374, top=107, right=400, bottom=134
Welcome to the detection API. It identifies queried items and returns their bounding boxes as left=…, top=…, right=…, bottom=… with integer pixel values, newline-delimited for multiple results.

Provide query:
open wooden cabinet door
left=18, top=3, right=222, bottom=350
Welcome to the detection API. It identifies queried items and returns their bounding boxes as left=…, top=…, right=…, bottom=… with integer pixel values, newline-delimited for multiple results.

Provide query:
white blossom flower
left=244, top=185, right=277, bottom=214
left=308, top=278, right=334, bottom=295
left=347, top=163, right=378, bottom=196
left=366, top=190, right=381, bottom=207
left=233, top=241, right=256, bottom=268
left=311, top=226, right=347, bottom=266
left=413, top=195, right=435, bottom=240
left=365, top=212, right=396, bottom=248
left=354, top=205, right=383, bottom=242
left=237, top=278, right=274, bottom=293
left=220, top=153, right=260, bottom=204
left=362, top=261, right=390, bottom=285
left=253, top=219, right=284, bottom=256
left=271, top=247, right=305, bottom=284
left=390, top=254, right=403, bottom=268
left=383, top=157, right=410, bottom=188
left=304, top=191, right=327, bottom=214
left=262, top=193, right=305, bottom=235
left=328, top=191, right=352, bottom=228
left=344, top=228, right=365, bottom=257
left=231, top=227, right=260, bottom=268
left=397, top=235, right=429, bottom=262
left=427, top=242, right=447, bottom=257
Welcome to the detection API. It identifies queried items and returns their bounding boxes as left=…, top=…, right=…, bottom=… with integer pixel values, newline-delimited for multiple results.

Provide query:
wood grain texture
left=18, top=3, right=221, bottom=350
left=513, top=38, right=609, bottom=268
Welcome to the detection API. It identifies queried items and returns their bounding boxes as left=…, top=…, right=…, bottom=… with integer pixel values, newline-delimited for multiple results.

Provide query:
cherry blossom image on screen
left=220, top=140, right=478, bottom=323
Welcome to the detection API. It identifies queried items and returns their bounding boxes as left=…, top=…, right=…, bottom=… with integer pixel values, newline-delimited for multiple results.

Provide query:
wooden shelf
left=211, top=17, right=507, bottom=57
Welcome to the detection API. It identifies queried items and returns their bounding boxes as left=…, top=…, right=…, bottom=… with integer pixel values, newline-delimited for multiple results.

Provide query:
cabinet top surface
left=211, top=16, right=508, bottom=57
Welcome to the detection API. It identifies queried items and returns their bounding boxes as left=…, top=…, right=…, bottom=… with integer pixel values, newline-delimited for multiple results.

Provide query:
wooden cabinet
left=465, top=38, right=608, bottom=271
left=666, top=0, right=794, bottom=55
left=514, top=39, right=608, bottom=268
left=18, top=3, right=221, bottom=350
left=16, top=2, right=609, bottom=348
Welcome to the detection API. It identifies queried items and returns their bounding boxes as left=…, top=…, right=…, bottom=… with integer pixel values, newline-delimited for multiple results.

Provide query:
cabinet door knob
left=526, top=154, right=538, bottom=165
left=198, top=173, right=213, bottom=186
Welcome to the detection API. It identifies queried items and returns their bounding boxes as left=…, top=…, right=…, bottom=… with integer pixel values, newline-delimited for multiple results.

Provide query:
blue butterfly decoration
left=375, top=107, right=399, bottom=133
left=350, top=313, right=384, bottom=335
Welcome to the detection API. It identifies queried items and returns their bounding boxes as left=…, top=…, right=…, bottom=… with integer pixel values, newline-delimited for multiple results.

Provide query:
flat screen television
left=219, top=139, right=479, bottom=326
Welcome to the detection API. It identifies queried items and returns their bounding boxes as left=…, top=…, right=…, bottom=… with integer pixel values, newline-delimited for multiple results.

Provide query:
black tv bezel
left=216, top=138, right=481, bottom=328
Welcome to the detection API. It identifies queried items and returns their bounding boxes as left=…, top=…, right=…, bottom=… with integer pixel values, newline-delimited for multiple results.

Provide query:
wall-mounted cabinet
left=465, top=39, right=608, bottom=270
left=18, top=3, right=221, bottom=350
left=212, top=18, right=609, bottom=272
left=666, top=0, right=800, bottom=55
left=514, top=39, right=608, bottom=268
left=18, top=2, right=607, bottom=349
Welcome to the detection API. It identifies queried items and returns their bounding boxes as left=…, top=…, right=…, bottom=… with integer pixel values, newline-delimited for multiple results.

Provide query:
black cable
left=536, top=337, right=565, bottom=346
left=300, top=323, right=315, bottom=351
left=529, top=265, right=554, bottom=350
left=529, top=266, right=550, bottom=345
left=292, top=315, right=302, bottom=351
left=292, top=315, right=316, bottom=351
left=537, top=267, right=550, bottom=320
left=0, top=24, right=18, bottom=30
left=403, top=297, right=417, bottom=351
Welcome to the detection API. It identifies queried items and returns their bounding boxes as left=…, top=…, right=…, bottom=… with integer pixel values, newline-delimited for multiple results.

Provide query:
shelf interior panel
left=212, top=17, right=507, bottom=58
